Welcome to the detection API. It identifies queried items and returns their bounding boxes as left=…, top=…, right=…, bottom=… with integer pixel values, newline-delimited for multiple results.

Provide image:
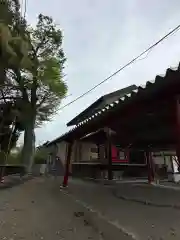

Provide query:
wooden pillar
left=105, top=128, right=113, bottom=180
left=62, top=141, right=73, bottom=187
left=176, top=97, right=180, bottom=170
left=170, top=155, right=175, bottom=174
left=146, top=149, right=154, bottom=184
left=97, top=143, right=100, bottom=161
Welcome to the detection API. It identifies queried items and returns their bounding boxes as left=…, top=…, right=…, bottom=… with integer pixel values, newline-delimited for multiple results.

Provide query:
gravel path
left=0, top=178, right=104, bottom=240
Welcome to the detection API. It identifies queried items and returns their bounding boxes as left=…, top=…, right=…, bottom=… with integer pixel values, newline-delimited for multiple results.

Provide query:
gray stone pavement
left=2, top=176, right=180, bottom=239
left=0, top=177, right=131, bottom=240
left=61, top=178, right=180, bottom=240
left=0, top=178, right=100, bottom=240
left=112, top=182, right=180, bottom=208
left=0, top=174, right=32, bottom=190
left=84, top=178, right=180, bottom=207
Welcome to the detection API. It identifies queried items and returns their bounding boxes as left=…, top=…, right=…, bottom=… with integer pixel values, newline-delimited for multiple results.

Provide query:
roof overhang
left=45, top=64, right=180, bottom=148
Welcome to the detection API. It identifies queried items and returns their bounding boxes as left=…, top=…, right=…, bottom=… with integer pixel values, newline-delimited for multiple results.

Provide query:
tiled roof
left=47, top=63, right=180, bottom=145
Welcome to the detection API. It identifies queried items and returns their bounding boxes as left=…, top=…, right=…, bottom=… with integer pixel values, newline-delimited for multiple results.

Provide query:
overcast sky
left=24, top=0, right=180, bottom=145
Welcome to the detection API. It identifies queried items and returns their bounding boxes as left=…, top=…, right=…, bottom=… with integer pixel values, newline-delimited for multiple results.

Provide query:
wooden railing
left=0, top=165, right=25, bottom=177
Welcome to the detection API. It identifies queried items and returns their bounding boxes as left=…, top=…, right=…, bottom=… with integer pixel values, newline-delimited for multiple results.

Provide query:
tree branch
left=13, top=69, right=29, bottom=102
left=36, top=91, right=51, bottom=109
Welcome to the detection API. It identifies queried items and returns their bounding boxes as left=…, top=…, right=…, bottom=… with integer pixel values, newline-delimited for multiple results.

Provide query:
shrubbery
left=34, top=148, right=48, bottom=165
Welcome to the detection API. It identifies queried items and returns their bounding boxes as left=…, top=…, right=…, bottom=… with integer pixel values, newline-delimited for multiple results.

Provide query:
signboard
left=111, top=145, right=129, bottom=163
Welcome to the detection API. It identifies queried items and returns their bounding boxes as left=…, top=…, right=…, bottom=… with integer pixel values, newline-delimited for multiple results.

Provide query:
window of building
left=91, top=147, right=98, bottom=153
left=118, top=151, right=126, bottom=160
left=90, top=145, right=98, bottom=160
left=129, top=150, right=145, bottom=164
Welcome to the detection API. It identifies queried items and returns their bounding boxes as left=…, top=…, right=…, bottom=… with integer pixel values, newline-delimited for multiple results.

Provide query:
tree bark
left=0, top=63, right=6, bottom=84
left=21, top=119, right=35, bottom=173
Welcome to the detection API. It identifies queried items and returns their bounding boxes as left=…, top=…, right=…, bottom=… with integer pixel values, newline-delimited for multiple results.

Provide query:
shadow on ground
left=0, top=175, right=33, bottom=190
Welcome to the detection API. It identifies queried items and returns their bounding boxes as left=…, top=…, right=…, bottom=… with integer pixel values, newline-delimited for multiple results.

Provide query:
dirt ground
left=0, top=177, right=105, bottom=240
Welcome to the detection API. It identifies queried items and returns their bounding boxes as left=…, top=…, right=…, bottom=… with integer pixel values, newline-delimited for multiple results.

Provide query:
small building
left=44, top=86, right=147, bottom=179
left=44, top=64, right=180, bottom=183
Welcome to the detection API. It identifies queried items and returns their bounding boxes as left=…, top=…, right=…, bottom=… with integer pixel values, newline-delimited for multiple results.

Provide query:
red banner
left=111, top=145, right=129, bottom=163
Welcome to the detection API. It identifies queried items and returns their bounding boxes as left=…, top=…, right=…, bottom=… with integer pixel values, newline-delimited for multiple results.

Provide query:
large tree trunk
left=21, top=119, right=35, bottom=173
left=0, top=63, right=6, bottom=84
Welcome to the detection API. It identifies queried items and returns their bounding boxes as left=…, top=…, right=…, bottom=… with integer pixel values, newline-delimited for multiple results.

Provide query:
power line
left=59, top=24, right=180, bottom=111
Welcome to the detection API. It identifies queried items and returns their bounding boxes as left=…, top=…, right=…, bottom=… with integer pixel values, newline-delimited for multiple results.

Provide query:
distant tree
left=34, top=147, right=48, bottom=165
left=5, top=145, right=22, bottom=165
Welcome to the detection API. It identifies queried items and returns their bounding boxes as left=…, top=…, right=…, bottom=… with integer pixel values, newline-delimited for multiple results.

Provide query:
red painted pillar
left=62, top=142, right=73, bottom=187
left=107, top=142, right=113, bottom=180
left=106, top=129, right=113, bottom=180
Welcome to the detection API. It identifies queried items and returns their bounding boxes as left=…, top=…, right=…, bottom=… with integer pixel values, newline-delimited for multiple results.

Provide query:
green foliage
left=0, top=0, right=20, bottom=27
left=0, top=147, right=21, bottom=165
left=2, top=146, right=22, bottom=165
left=6, top=149, right=21, bottom=164
left=0, top=0, right=31, bottom=70
left=0, top=102, right=21, bottom=153
left=1, top=10, right=67, bottom=125
left=11, top=13, right=68, bottom=126
left=0, top=5, right=68, bottom=169
left=32, top=14, right=67, bottom=101
left=34, top=147, right=48, bottom=164
left=39, top=57, right=67, bottom=96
